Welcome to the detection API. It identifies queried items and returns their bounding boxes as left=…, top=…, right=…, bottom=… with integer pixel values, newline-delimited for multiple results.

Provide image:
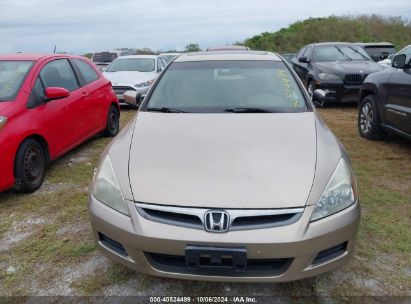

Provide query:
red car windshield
left=0, top=60, right=34, bottom=102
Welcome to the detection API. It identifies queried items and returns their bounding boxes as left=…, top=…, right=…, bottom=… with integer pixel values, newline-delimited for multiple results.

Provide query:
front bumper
left=89, top=196, right=360, bottom=282
left=317, top=82, right=361, bottom=103
left=112, top=85, right=149, bottom=105
left=0, top=135, right=17, bottom=192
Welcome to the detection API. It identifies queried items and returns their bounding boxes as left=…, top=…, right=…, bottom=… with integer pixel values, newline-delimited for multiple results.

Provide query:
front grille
left=145, top=252, right=292, bottom=277
left=344, top=74, right=365, bottom=84
left=139, top=208, right=203, bottom=229
left=136, top=203, right=304, bottom=231
left=112, top=86, right=136, bottom=95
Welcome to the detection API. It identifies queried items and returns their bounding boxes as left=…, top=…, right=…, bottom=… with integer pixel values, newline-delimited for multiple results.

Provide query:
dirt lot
left=0, top=106, right=410, bottom=300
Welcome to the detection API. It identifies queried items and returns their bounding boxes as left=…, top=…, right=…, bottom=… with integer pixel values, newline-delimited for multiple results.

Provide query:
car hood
left=128, top=112, right=317, bottom=209
left=103, top=71, right=156, bottom=85
left=314, top=61, right=383, bottom=75
left=0, top=102, right=12, bottom=114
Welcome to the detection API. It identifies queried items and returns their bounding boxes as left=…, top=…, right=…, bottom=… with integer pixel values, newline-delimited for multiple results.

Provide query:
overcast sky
left=1, top=0, right=410, bottom=54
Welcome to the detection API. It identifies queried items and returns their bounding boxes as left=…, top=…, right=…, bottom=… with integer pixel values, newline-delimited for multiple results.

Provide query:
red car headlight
left=0, top=117, right=7, bottom=131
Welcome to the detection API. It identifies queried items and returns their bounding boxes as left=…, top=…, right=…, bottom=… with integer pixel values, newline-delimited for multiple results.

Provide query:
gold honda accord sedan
left=89, top=50, right=360, bottom=282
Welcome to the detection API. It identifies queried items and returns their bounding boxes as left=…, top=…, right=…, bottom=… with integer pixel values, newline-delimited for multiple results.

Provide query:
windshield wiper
left=334, top=46, right=352, bottom=61
left=224, top=107, right=277, bottom=113
left=146, top=107, right=187, bottom=113
left=348, top=46, right=370, bottom=61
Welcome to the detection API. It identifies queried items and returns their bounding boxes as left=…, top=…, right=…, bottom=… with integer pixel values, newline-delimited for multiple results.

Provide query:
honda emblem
left=204, top=210, right=230, bottom=233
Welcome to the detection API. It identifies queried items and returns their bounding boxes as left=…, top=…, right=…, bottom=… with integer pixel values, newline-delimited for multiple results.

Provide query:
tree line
left=244, top=15, right=411, bottom=53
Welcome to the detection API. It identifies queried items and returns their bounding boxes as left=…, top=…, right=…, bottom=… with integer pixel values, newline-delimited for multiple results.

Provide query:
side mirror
left=312, top=89, right=326, bottom=107
left=45, top=87, right=70, bottom=101
left=123, top=90, right=143, bottom=108
left=392, top=54, right=408, bottom=69
left=299, top=56, right=309, bottom=63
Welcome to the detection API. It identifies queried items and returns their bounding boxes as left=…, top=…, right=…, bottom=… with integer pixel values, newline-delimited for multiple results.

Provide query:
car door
left=38, top=58, right=85, bottom=156
left=71, top=58, right=106, bottom=135
left=384, top=65, right=411, bottom=135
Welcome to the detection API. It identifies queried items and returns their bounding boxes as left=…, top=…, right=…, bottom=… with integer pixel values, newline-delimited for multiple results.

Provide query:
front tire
left=13, top=139, right=46, bottom=193
left=358, top=95, right=384, bottom=140
left=104, top=105, right=120, bottom=137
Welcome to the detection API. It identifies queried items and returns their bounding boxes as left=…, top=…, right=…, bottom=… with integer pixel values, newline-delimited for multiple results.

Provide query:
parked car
left=160, top=53, right=182, bottom=63
left=280, top=53, right=296, bottom=64
left=355, top=42, right=397, bottom=62
left=292, top=42, right=383, bottom=103
left=0, top=54, right=120, bottom=193
left=89, top=50, right=360, bottom=282
left=378, top=44, right=411, bottom=67
left=103, top=55, right=167, bottom=106
left=91, top=51, right=129, bottom=71
left=358, top=54, right=411, bottom=141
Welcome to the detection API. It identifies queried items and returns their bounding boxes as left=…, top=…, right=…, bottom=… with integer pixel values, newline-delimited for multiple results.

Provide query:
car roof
left=174, top=51, right=282, bottom=62
left=355, top=42, right=395, bottom=47
left=308, top=42, right=359, bottom=47
left=117, top=55, right=159, bottom=59
left=0, top=53, right=89, bottom=61
left=207, top=46, right=250, bottom=51
left=160, top=53, right=182, bottom=56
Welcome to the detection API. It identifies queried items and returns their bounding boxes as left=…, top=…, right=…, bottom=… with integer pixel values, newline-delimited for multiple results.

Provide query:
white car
left=103, top=55, right=167, bottom=105
left=91, top=51, right=130, bottom=71
left=160, top=53, right=182, bottom=63
left=378, top=45, right=411, bottom=67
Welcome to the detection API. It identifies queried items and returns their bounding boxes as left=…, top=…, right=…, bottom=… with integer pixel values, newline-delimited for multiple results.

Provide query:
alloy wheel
left=360, top=102, right=374, bottom=134
left=307, top=82, right=314, bottom=99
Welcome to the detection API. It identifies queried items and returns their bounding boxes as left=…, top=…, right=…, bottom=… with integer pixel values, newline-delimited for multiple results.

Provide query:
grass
left=0, top=106, right=409, bottom=298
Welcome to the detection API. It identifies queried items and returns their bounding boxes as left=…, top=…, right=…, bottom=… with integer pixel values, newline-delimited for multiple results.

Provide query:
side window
left=73, top=59, right=99, bottom=85
left=40, top=59, right=79, bottom=92
left=27, top=78, right=45, bottom=108
left=297, top=47, right=307, bottom=58
left=304, top=46, right=313, bottom=59
left=399, top=46, right=411, bottom=56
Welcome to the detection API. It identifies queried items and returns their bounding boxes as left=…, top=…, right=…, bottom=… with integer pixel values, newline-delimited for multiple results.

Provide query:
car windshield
left=92, top=52, right=118, bottom=63
left=144, top=60, right=308, bottom=113
left=363, top=46, right=397, bottom=60
left=106, top=58, right=155, bottom=72
left=0, top=60, right=34, bottom=102
left=313, top=45, right=371, bottom=62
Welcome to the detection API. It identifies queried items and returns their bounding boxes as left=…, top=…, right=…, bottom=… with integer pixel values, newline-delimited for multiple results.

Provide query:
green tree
left=184, top=43, right=201, bottom=52
left=244, top=15, right=411, bottom=53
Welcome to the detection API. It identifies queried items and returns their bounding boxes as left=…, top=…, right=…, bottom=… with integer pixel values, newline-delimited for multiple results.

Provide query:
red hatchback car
left=0, top=54, right=120, bottom=193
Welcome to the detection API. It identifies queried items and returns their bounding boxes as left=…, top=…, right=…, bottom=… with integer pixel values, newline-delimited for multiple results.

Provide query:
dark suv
left=292, top=42, right=383, bottom=104
left=358, top=54, right=411, bottom=141
left=355, top=42, right=397, bottom=62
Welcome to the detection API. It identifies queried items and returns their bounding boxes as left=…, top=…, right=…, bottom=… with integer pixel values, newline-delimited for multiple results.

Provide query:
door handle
left=82, top=91, right=89, bottom=96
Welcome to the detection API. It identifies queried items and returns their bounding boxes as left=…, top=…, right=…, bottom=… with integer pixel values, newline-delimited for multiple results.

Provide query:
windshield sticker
left=277, top=70, right=301, bottom=108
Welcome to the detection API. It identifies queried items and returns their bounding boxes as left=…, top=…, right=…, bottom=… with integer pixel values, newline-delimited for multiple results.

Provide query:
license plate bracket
left=185, top=246, right=247, bottom=273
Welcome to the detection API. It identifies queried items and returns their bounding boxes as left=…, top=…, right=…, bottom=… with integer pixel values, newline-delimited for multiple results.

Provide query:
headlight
left=92, top=154, right=130, bottom=216
left=310, top=158, right=357, bottom=222
left=136, top=80, right=155, bottom=88
left=318, top=73, right=340, bottom=80
left=0, top=116, right=7, bottom=131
